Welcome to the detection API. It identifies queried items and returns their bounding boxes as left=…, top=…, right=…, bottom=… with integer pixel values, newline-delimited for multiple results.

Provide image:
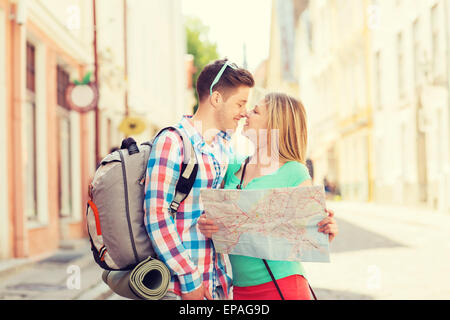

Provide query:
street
left=0, top=200, right=449, bottom=300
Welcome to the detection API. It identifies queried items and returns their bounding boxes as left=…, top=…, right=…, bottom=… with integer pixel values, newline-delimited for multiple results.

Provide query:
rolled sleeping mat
left=102, top=269, right=138, bottom=300
left=102, top=257, right=171, bottom=300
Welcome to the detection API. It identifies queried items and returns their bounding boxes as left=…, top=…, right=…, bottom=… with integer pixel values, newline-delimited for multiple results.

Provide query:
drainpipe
left=11, top=0, right=28, bottom=258
left=93, top=0, right=100, bottom=164
left=123, top=0, right=129, bottom=118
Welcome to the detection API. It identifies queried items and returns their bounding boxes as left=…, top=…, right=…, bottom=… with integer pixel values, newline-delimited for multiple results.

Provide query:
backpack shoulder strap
left=150, top=126, right=198, bottom=218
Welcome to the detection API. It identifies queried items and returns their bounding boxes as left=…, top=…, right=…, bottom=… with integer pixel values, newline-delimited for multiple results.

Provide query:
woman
left=198, top=92, right=338, bottom=300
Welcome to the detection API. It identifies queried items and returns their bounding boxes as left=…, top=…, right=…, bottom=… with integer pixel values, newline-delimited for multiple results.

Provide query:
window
left=57, top=65, right=70, bottom=109
left=57, top=65, right=72, bottom=217
left=375, top=51, right=382, bottom=109
left=26, top=43, right=35, bottom=92
left=25, top=42, right=38, bottom=221
left=412, top=19, right=420, bottom=88
left=431, top=5, right=440, bottom=76
left=397, top=32, right=405, bottom=99
left=401, top=123, right=407, bottom=180
left=350, top=62, right=357, bottom=114
left=356, top=53, right=367, bottom=110
left=436, top=109, right=442, bottom=174
left=304, top=9, right=313, bottom=51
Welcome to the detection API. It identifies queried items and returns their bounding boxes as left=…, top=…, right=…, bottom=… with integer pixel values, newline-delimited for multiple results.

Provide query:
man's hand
left=181, top=284, right=213, bottom=300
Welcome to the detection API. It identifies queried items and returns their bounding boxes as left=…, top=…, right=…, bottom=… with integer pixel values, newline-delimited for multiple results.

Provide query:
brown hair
left=265, top=92, right=308, bottom=164
left=196, top=59, right=255, bottom=103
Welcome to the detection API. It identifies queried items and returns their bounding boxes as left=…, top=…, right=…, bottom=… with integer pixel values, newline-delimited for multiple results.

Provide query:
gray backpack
left=86, top=127, right=198, bottom=271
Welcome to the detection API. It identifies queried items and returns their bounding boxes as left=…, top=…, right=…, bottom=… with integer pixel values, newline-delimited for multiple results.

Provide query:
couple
left=144, top=59, right=338, bottom=300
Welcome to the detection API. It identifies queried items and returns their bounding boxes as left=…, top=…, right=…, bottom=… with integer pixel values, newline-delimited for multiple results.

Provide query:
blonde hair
left=265, top=92, right=308, bottom=164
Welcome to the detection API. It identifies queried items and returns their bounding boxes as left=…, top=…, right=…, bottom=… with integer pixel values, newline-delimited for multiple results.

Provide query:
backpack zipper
left=119, top=150, right=140, bottom=265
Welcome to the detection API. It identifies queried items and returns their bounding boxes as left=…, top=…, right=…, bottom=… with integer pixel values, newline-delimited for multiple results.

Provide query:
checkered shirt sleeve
left=143, top=129, right=202, bottom=294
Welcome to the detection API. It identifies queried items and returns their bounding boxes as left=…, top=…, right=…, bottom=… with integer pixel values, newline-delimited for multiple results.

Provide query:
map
left=200, top=185, right=330, bottom=262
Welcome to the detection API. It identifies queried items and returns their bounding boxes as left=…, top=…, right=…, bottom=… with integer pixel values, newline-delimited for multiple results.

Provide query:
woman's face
left=242, top=99, right=269, bottom=138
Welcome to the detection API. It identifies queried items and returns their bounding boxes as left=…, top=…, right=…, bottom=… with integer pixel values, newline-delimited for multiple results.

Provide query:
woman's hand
left=198, top=214, right=219, bottom=239
left=317, top=208, right=338, bottom=242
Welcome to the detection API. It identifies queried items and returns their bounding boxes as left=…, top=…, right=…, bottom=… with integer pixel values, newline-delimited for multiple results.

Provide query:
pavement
left=0, top=201, right=449, bottom=300
left=304, top=201, right=450, bottom=300
left=0, top=239, right=114, bottom=300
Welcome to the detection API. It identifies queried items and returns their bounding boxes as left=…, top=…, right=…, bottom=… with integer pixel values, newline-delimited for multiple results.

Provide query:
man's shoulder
left=147, top=128, right=185, bottom=164
left=152, top=127, right=184, bottom=147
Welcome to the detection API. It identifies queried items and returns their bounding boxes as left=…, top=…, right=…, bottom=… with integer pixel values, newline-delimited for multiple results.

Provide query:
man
left=144, top=59, right=255, bottom=300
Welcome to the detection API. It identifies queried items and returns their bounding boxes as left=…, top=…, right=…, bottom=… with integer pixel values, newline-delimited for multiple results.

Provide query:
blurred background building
left=296, top=0, right=372, bottom=204
left=1, top=0, right=450, bottom=263
left=0, top=0, right=192, bottom=259
left=369, top=0, right=450, bottom=213
left=262, top=0, right=450, bottom=214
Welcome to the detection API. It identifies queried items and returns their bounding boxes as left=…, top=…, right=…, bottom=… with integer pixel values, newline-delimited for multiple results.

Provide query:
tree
left=185, top=16, right=219, bottom=113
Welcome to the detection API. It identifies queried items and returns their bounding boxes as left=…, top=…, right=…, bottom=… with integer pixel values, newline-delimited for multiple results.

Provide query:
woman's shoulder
left=225, top=154, right=247, bottom=180
left=281, top=161, right=309, bottom=172
left=280, top=161, right=311, bottom=185
left=228, top=154, right=247, bottom=170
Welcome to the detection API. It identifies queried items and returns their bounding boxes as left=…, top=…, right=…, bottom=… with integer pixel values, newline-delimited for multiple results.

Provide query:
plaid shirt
left=144, top=116, right=233, bottom=299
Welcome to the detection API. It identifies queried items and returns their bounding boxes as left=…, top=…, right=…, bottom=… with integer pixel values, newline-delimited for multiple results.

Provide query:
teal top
left=223, top=157, right=312, bottom=287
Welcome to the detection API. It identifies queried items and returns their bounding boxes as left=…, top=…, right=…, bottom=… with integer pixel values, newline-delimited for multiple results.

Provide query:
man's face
left=215, top=85, right=250, bottom=132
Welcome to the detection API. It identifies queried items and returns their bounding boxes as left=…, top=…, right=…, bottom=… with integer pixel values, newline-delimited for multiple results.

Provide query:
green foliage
left=82, top=71, right=92, bottom=84
left=185, top=16, right=219, bottom=113
left=73, top=71, right=92, bottom=85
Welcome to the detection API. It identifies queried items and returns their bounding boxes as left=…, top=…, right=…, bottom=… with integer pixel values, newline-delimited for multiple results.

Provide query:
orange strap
left=99, top=246, right=107, bottom=262
left=88, top=200, right=102, bottom=236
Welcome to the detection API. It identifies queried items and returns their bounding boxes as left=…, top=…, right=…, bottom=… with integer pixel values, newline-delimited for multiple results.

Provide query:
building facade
left=295, top=0, right=373, bottom=201
left=265, top=0, right=308, bottom=97
left=370, top=0, right=450, bottom=211
left=125, top=0, right=188, bottom=141
left=294, top=0, right=450, bottom=212
left=0, top=0, right=95, bottom=259
left=0, top=0, right=189, bottom=260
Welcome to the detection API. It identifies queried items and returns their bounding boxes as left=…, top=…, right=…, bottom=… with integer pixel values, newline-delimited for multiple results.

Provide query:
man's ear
left=209, top=91, right=223, bottom=109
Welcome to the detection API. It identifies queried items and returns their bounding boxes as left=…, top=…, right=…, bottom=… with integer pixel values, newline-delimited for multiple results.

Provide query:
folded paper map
left=200, top=185, right=330, bottom=262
